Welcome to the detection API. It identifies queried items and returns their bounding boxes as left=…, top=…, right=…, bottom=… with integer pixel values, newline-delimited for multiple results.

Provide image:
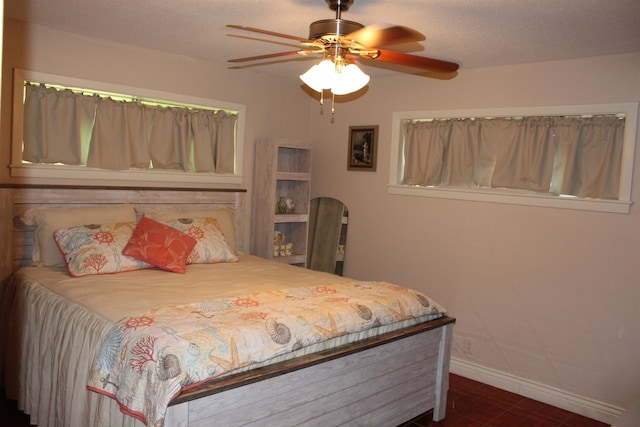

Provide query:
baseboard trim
left=450, top=358, right=622, bottom=425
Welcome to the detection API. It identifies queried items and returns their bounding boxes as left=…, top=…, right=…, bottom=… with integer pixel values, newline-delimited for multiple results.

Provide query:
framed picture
left=347, top=125, right=378, bottom=171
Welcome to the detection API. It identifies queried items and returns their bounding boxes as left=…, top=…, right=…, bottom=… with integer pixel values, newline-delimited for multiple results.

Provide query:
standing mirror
left=307, top=197, right=348, bottom=275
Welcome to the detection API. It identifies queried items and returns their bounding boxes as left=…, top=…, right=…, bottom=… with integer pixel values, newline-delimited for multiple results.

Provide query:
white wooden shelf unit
left=251, top=139, right=312, bottom=267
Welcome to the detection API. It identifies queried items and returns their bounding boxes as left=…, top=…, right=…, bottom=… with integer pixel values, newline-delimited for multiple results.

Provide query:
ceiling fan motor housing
left=226, top=0, right=459, bottom=75
left=309, top=19, right=364, bottom=40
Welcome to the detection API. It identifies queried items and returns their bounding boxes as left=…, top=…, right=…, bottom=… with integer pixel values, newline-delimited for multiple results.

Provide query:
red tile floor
left=1, top=373, right=609, bottom=426
left=401, top=374, right=609, bottom=427
left=0, top=393, right=31, bottom=427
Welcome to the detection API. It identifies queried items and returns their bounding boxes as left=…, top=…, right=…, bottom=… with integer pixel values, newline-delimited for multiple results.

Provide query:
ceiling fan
left=227, top=0, right=459, bottom=97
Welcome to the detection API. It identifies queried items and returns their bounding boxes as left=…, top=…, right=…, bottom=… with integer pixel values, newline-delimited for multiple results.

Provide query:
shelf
left=272, top=254, right=306, bottom=265
left=252, top=138, right=312, bottom=267
left=276, top=172, right=311, bottom=181
left=274, top=213, right=308, bottom=223
left=277, top=146, right=312, bottom=174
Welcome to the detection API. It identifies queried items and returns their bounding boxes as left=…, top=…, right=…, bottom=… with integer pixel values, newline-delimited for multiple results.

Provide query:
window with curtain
left=11, top=69, right=246, bottom=188
left=389, top=104, right=638, bottom=213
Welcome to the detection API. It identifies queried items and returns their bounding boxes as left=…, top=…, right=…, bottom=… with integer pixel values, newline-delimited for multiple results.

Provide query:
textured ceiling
left=5, top=0, right=640, bottom=79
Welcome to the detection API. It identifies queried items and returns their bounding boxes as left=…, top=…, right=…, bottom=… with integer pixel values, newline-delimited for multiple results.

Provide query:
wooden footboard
left=166, top=317, right=455, bottom=426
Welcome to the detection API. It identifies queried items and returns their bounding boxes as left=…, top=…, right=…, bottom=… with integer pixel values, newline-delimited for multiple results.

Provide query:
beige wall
left=0, top=19, right=311, bottom=189
left=3, top=15, right=640, bottom=422
left=308, top=52, right=640, bottom=415
left=1, top=19, right=312, bottom=249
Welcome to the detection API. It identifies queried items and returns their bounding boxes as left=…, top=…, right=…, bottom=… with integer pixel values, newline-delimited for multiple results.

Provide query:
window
left=11, top=69, right=246, bottom=188
left=389, top=104, right=638, bottom=213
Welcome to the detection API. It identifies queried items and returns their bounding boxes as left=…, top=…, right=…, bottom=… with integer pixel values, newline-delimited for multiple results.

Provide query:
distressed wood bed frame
left=0, top=186, right=454, bottom=426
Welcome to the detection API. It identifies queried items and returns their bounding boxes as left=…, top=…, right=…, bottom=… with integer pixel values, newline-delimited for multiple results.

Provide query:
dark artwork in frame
left=348, top=125, right=378, bottom=171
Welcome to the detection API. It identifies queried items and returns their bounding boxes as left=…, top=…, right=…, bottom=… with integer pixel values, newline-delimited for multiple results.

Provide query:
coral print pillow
left=54, top=222, right=152, bottom=277
left=159, top=217, right=239, bottom=264
left=123, top=217, right=197, bottom=274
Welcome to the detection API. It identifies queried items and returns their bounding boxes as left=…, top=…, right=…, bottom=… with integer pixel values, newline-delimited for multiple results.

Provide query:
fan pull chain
left=317, top=90, right=337, bottom=116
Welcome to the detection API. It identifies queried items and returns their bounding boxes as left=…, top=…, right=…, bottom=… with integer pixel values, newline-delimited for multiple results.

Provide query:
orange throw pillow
left=123, top=217, right=197, bottom=273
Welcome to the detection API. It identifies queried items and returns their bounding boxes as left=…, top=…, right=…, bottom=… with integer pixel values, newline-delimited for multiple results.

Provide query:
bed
left=0, top=186, right=455, bottom=427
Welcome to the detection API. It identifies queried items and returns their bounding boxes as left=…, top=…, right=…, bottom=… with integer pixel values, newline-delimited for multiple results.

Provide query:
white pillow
left=143, top=207, right=238, bottom=252
left=159, top=217, right=239, bottom=264
left=21, top=204, right=137, bottom=267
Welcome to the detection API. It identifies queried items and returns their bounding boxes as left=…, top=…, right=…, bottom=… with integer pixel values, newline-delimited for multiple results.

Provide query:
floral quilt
left=87, top=281, right=446, bottom=426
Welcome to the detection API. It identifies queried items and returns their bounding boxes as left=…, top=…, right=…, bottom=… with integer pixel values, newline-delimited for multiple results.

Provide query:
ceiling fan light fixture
left=299, top=59, right=336, bottom=92
left=331, top=63, right=370, bottom=95
left=300, top=58, right=369, bottom=95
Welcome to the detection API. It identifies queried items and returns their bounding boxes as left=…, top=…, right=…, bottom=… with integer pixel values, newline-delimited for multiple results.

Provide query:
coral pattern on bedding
left=159, top=217, right=239, bottom=264
left=54, top=222, right=153, bottom=276
left=87, top=281, right=446, bottom=426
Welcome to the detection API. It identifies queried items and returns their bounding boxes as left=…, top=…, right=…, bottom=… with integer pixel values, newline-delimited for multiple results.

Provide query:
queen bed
left=0, top=186, right=454, bottom=427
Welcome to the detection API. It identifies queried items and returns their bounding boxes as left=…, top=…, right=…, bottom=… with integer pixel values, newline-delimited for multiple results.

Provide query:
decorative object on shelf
left=348, top=125, right=378, bottom=171
left=274, top=231, right=284, bottom=246
left=274, top=231, right=284, bottom=245
left=273, top=231, right=295, bottom=257
left=277, top=196, right=287, bottom=214
left=285, top=198, right=295, bottom=213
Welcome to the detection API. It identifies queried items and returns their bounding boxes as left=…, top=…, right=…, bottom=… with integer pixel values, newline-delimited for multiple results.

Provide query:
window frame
left=11, top=69, right=246, bottom=188
left=389, top=103, right=638, bottom=214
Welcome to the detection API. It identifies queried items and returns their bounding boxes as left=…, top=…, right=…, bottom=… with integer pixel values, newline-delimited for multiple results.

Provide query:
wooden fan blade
left=361, top=48, right=459, bottom=73
left=227, top=25, right=310, bottom=43
left=229, top=57, right=316, bottom=69
left=228, top=34, right=304, bottom=50
left=228, top=50, right=320, bottom=63
left=346, top=24, right=425, bottom=47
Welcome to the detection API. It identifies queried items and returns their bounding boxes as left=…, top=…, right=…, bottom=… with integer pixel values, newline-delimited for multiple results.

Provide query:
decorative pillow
left=123, top=217, right=197, bottom=273
left=54, top=222, right=152, bottom=277
left=143, top=207, right=238, bottom=252
left=21, top=204, right=137, bottom=267
left=159, top=217, right=239, bottom=264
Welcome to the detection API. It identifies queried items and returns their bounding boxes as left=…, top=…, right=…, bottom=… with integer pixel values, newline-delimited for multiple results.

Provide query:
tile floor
left=1, top=373, right=610, bottom=426
left=0, top=393, right=31, bottom=427
left=400, top=374, right=610, bottom=427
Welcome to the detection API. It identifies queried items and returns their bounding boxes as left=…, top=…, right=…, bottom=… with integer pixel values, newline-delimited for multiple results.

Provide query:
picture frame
left=347, top=125, right=378, bottom=171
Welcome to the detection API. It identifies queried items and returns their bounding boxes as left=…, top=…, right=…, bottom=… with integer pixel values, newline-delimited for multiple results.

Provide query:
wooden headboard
left=0, top=186, right=248, bottom=287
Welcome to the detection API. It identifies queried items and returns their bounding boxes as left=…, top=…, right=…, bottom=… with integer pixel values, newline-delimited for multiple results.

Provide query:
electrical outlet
left=463, top=338, right=473, bottom=354
left=452, top=336, right=473, bottom=355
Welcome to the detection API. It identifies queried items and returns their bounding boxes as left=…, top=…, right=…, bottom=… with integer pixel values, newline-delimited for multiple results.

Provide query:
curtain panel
left=402, top=115, right=624, bottom=200
left=23, top=85, right=98, bottom=165
left=22, top=83, right=237, bottom=174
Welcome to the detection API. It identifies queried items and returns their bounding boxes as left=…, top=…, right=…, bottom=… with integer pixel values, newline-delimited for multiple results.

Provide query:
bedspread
left=87, top=281, right=445, bottom=426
